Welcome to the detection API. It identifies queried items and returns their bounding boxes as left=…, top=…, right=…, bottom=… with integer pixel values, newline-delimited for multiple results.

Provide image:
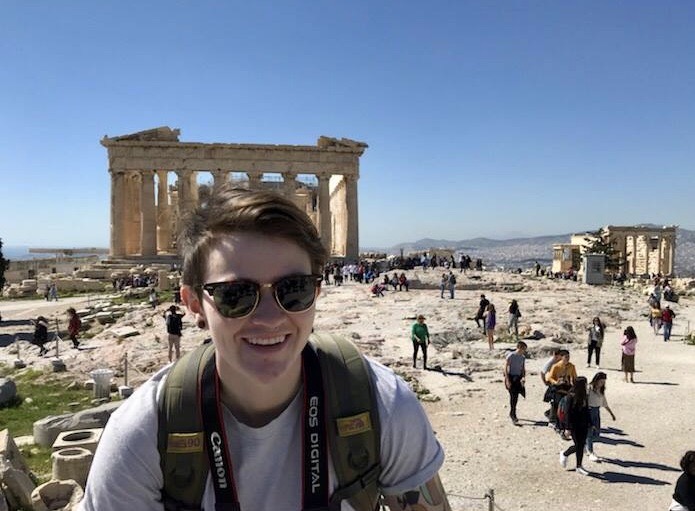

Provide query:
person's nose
left=248, top=286, right=284, bottom=326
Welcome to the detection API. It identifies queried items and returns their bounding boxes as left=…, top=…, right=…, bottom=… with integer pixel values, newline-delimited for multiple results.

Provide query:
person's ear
left=181, top=285, right=208, bottom=329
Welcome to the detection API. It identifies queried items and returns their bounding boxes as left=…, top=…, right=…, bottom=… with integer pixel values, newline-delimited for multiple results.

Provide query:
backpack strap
left=310, top=334, right=382, bottom=511
left=158, top=342, right=216, bottom=511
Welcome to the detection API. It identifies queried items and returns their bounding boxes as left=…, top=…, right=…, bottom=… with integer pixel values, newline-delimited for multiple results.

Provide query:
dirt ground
left=1, top=271, right=693, bottom=510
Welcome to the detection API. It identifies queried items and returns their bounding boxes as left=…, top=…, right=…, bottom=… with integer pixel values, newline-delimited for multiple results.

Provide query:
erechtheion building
left=102, top=127, right=367, bottom=260
left=552, top=225, right=677, bottom=277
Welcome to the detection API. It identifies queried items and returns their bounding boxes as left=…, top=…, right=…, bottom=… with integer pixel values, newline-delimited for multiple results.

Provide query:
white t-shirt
left=588, top=387, right=609, bottom=408
left=79, top=357, right=444, bottom=511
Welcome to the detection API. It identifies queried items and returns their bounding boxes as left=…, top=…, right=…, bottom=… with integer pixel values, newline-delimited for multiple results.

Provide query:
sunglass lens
left=214, top=282, right=258, bottom=318
left=275, top=276, right=317, bottom=312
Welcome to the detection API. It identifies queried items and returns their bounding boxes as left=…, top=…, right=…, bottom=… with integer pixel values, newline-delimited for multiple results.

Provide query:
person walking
left=662, top=305, right=676, bottom=342
left=32, top=316, right=50, bottom=356
left=163, top=305, right=185, bottom=362
left=546, top=349, right=577, bottom=436
left=475, top=294, right=490, bottom=332
left=508, top=300, right=521, bottom=340
left=586, top=316, right=605, bottom=368
left=504, top=341, right=527, bottom=424
left=411, top=314, right=431, bottom=369
left=586, top=372, right=616, bottom=461
left=67, top=308, right=82, bottom=349
left=621, top=326, right=638, bottom=383
left=559, top=377, right=591, bottom=476
left=439, top=273, right=448, bottom=299
left=670, top=451, right=695, bottom=511
left=485, top=303, right=496, bottom=350
left=541, top=349, right=562, bottom=425
left=48, top=282, right=58, bottom=301
left=82, top=185, right=450, bottom=511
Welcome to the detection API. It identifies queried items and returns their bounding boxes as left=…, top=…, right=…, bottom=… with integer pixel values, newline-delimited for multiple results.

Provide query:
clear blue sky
left=1, top=1, right=694, bottom=249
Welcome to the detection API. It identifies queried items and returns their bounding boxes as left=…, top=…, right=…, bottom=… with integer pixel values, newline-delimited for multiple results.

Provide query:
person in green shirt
left=411, top=314, right=431, bottom=369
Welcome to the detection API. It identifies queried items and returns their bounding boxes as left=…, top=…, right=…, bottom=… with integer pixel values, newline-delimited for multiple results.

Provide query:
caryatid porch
left=101, top=127, right=367, bottom=260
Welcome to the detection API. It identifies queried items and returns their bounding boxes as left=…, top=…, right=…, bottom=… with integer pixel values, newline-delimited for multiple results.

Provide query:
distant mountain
left=365, top=228, right=695, bottom=275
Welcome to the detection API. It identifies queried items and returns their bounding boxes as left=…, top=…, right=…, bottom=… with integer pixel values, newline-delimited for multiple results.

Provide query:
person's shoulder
left=364, top=357, right=420, bottom=414
left=108, top=365, right=172, bottom=428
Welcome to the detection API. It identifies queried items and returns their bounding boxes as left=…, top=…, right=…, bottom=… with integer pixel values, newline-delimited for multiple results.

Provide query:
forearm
left=383, top=474, right=452, bottom=511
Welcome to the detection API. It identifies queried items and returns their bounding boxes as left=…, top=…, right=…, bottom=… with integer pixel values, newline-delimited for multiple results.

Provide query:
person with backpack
left=662, top=305, right=676, bottom=342
left=67, top=307, right=82, bottom=349
left=81, top=185, right=450, bottom=511
left=558, top=377, right=591, bottom=476
left=163, top=305, right=185, bottom=362
left=546, top=349, right=577, bottom=436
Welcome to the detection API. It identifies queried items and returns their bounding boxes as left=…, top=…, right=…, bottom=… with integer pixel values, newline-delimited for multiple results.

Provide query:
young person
left=32, top=316, right=49, bottom=356
left=558, top=377, right=591, bottom=476
left=163, top=305, right=185, bottom=362
left=508, top=300, right=521, bottom=340
left=540, top=349, right=562, bottom=425
left=67, top=308, right=82, bottom=349
left=586, top=316, right=605, bottom=368
left=81, top=185, right=450, bottom=511
left=485, top=303, right=496, bottom=350
left=411, top=314, right=431, bottom=370
left=662, top=305, right=676, bottom=342
left=586, top=372, right=616, bottom=461
left=546, top=349, right=577, bottom=435
left=504, top=341, right=527, bottom=424
left=670, top=451, right=695, bottom=511
left=475, top=294, right=489, bottom=332
left=621, top=326, right=638, bottom=383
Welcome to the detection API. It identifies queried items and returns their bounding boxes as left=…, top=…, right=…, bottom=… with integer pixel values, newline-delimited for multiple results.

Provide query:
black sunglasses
left=199, top=274, right=322, bottom=319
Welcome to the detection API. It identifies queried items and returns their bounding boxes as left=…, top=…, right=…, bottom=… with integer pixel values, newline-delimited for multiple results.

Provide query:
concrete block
left=52, top=429, right=103, bottom=454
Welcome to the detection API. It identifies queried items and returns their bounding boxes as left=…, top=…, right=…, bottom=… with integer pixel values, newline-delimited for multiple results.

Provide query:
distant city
left=5, top=227, right=695, bottom=276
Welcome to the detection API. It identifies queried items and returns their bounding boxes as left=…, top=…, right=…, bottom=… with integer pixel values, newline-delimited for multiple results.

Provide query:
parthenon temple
left=102, top=127, right=367, bottom=260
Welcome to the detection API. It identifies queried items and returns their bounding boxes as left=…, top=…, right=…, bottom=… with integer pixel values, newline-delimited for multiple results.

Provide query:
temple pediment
left=102, top=126, right=181, bottom=143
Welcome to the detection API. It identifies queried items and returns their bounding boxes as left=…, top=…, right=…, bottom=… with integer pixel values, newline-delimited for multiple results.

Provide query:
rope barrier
left=447, top=492, right=490, bottom=501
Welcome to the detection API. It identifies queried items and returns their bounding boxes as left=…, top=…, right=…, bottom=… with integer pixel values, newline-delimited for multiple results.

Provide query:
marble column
left=247, top=172, right=262, bottom=189
left=140, top=170, right=157, bottom=256
left=643, top=235, right=650, bottom=275
left=109, top=170, right=126, bottom=257
left=317, top=173, right=332, bottom=253
left=212, top=169, right=227, bottom=188
left=126, top=173, right=142, bottom=256
left=188, top=171, right=199, bottom=205
left=156, top=170, right=172, bottom=253
left=176, top=170, right=192, bottom=220
left=344, top=174, right=359, bottom=261
left=631, top=236, right=637, bottom=275
left=283, top=171, right=297, bottom=198
left=666, top=236, right=676, bottom=275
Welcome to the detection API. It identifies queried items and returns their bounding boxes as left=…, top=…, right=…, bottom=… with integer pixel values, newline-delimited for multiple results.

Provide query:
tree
left=0, top=237, right=9, bottom=295
left=583, top=228, right=624, bottom=272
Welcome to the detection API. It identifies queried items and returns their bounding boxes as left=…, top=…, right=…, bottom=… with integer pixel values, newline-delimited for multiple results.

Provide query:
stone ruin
left=103, top=127, right=368, bottom=261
